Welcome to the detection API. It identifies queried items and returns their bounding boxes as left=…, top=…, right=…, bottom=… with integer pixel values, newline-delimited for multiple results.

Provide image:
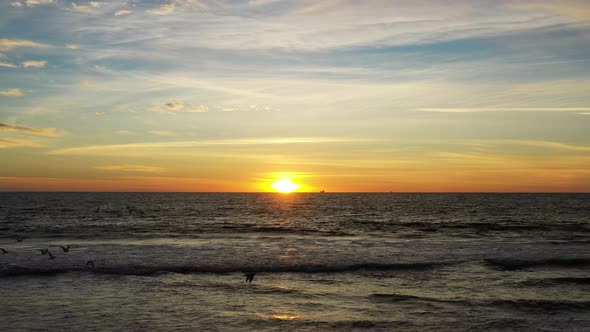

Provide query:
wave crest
left=0, top=261, right=445, bottom=278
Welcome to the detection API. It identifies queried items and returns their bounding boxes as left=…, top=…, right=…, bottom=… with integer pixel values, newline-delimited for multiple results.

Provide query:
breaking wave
left=483, top=258, right=590, bottom=270
left=0, top=261, right=445, bottom=278
left=371, top=293, right=590, bottom=311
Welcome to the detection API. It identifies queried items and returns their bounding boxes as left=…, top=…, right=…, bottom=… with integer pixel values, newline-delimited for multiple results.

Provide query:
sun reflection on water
left=256, top=311, right=301, bottom=321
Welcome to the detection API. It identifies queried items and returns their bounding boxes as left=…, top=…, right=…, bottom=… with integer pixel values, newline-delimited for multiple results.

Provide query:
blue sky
left=1, top=0, right=590, bottom=191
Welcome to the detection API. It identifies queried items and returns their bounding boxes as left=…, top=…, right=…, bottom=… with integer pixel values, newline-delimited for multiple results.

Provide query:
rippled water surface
left=1, top=193, right=589, bottom=331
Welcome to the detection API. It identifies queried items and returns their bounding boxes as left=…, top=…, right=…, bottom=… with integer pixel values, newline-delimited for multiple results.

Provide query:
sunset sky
left=1, top=0, right=589, bottom=192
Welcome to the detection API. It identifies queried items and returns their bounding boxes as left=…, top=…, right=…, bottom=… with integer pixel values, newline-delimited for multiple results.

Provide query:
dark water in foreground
left=0, top=193, right=589, bottom=331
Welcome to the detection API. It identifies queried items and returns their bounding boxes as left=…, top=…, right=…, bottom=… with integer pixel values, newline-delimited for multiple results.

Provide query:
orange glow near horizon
left=1, top=168, right=590, bottom=192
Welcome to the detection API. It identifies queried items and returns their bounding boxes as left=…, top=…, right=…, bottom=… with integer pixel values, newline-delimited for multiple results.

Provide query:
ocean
left=0, top=193, right=589, bottom=331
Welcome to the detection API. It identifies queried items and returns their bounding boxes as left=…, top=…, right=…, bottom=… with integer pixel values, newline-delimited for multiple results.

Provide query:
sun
left=271, top=179, right=300, bottom=193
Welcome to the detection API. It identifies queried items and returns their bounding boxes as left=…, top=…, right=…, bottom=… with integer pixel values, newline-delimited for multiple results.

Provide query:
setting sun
left=271, top=179, right=300, bottom=193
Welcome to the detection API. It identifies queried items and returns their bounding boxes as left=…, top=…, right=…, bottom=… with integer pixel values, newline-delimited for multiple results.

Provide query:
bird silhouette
left=86, top=260, right=95, bottom=268
left=94, top=206, right=101, bottom=213
left=15, top=236, right=27, bottom=242
left=46, top=251, right=56, bottom=260
left=244, top=272, right=256, bottom=283
left=58, top=245, right=71, bottom=252
left=0, top=248, right=8, bottom=254
left=37, top=249, right=48, bottom=255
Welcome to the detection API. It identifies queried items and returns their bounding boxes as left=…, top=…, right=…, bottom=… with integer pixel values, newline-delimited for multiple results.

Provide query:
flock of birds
left=1, top=204, right=259, bottom=282
left=1, top=235, right=256, bottom=282
left=0, top=205, right=146, bottom=268
left=0, top=236, right=96, bottom=268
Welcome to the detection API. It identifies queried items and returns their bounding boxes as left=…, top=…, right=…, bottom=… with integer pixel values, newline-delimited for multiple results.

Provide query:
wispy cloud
left=187, top=105, right=208, bottom=113
left=0, top=39, right=48, bottom=51
left=509, top=0, right=590, bottom=21
left=222, top=105, right=273, bottom=112
left=26, top=0, right=55, bottom=6
left=21, top=60, right=47, bottom=68
left=0, top=122, right=63, bottom=136
left=148, top=100, right=209, bottom=113
left=248, top=0, right=282, bottom=6
left=96, top=164, right=166, bottom=173
left=73, top=0, right=578, bottom=51
left=0, top=61, right=19, bottom=68
left=416, top=108, right=590, bottom=113
left=165, top=100, right=185, bottom=111
left=147, top=4, right=175, bottom=15
left=174, top=0, right=211, bottom=10
left=47, top=138, right=373, bottom=155
left=0, top=60, right=47, bottom=68
left=0, top=138, right=42, bottom=148
left=114, top=9, right=131, bottom=16
left=11, top=0, right=55, bottom=7
left=150, top=130, right=177, bottom=136
left=68, top=1, right=102, bottom=14
left=0, top=88, right=23, bottom=97
left=481, top=139, right=590, bottom=152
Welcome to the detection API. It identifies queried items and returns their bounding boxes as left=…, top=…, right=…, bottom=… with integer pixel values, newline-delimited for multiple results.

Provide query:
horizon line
left=0, top=191, right=588, bottom=194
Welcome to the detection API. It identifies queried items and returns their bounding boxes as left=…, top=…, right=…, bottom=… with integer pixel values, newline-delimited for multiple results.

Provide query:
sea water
left=0, top=193, right=589, bottom=331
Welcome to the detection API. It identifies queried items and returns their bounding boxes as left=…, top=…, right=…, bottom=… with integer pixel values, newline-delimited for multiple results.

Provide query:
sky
left=0, top=0, right=589, bottom=192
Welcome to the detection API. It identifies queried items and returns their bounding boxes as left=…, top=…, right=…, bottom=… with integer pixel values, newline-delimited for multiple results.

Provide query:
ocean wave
left=392, top=221, right=589, bottom=233
left=371, top=293, right=590, bottom=311
left=483, top=258, right=590, bottom=270
left=371, top=293, right=456, bottom=304
left=519, top=277, right=590, bottom=286
left=489, top=299, right=590, bottom=311
left=0, top=261, right=445, bottom=278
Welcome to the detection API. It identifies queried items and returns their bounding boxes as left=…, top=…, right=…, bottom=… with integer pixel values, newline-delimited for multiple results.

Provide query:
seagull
left=0, top=248, right=7, bottom=254
left=86, top=260, right=95, bottom=268
left=94, top=206, right=101, bottom=213
left=244, top=272, right=256, bottom=283
left=46, top=250, right=57, bottom=260
left=37, top=249, right=48, bottom=255
left=58, top=245, right=71, bottom=252
left=15, top=236, right=27, bottom=242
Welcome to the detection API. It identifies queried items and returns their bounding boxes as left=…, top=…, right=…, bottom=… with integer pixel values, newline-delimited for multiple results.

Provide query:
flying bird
left=46, top=251, right=56, bottom=260
left=37, top=249, right=48, bottom=255
left=0, top=248, right=7, bottom=254
left=244, top=272, right=256, bottom=283
left=15, top=236, right=27, bottom=242
left=86, top=260, right=95, bottom=268
left=58, top=245, right=71, bottom=252
left=94, top=206, right=101, bottom=213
